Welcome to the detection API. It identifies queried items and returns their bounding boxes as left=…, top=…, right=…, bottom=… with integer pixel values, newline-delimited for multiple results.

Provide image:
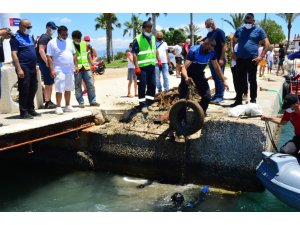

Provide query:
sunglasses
left=24, top=26, right=32, bottom=29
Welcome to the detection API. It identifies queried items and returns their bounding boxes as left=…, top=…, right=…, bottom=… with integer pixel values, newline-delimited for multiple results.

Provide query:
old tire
left=169, top=99, right=205, bottom=136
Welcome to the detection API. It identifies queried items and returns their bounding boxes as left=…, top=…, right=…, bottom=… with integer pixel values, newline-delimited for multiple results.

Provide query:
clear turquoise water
left=0, top=124, right=297, bottom=212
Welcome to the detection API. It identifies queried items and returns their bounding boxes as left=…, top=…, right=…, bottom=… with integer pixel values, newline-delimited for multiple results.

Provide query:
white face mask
left=144, top=32, right=152, bottom=37
left=24, top=28, right=31, bottom=35
left=286, top=107, right=295, bottom=113
left=58, top=36, right=66, bottom=42
left=74, top=41, right=80, bottom=45
left=50, top=29, right=56, bottom=36
left=86, top=41, right=90, bottom=45
left=244, top=23, right=253, bottom=29
left=206, top=27, right=213, bottom=32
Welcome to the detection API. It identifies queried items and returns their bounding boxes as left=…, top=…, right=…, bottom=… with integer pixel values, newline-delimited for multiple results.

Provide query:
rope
left=265, top=120, right=279, bottom=152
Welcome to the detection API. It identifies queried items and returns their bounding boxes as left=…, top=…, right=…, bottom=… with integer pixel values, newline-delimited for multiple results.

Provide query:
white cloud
left=91, top=36, right=132, bottom=51
left=156, top=24, right=163, bottom=31
left=59, top=17, right=72, bottom=24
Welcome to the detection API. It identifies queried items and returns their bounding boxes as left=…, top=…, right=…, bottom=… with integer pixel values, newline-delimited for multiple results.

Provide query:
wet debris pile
left=154, top=86, right=201, bottom=110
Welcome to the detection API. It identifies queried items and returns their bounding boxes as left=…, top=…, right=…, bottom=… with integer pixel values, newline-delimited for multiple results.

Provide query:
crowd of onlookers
left=0, top=14, right=292, bottom=120
left=1, top=19, right=100, bottom=119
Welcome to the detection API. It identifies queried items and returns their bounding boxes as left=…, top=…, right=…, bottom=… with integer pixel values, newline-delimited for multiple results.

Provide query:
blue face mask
left=286, top=107, right=295, bottom=113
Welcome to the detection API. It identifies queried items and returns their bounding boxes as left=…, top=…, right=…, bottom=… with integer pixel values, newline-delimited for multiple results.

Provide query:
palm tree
left=123, top=14, right=143, bottom=38
left=184, top=24, right=202, bottom=36
left=276, top=13, right=300, bottom=50
left=190, top=13, right=194, bottom=46
left=145, top=13, right=167, bottom=35
left=95, top=13, right=121, bottom=63
left=223, top=13, right=245, bottom=30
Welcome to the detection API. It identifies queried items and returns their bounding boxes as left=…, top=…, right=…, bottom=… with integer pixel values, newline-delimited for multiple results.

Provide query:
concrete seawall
left=76, top=74, right=283, bottom=191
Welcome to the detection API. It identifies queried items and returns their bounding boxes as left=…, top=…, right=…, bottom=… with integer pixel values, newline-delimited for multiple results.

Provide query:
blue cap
left=46, top=21, right=58, bottom=29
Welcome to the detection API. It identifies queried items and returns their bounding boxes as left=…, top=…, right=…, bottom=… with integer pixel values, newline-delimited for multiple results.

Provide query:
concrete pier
left=0, top=66, right=285, bottom=190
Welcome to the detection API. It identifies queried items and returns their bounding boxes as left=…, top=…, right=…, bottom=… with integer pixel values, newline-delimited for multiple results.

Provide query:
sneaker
left=79, top=103, right=85, bottom=108
left=20, top=113, right=34, bottom=119
left=64, top=105, right=77, bottom=112
left=29, top=111, right=41, bottom=117
left=82, top=90, right=87, bottom=96
left=55, top=107, right=64, bottom=115
left=230, top=101, right=242, bottom=107
left=90, top=102, right=100, bottom=107
left=210, top=97, right=223, bottom=104
left=45, top=101, right=56, bottom=109
left=141, top=107, right=149, bottom=113
left=250, top=99, right=256, bottom=103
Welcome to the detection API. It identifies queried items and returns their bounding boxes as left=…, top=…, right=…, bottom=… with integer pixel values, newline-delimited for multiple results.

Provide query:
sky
left=12, top=13, right=300, bottom=55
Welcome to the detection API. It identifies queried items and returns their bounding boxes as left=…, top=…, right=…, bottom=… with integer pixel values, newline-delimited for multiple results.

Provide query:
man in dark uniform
left=179, top=38, right=228, bottom=114
left=10, top=19, right=40, bottom=119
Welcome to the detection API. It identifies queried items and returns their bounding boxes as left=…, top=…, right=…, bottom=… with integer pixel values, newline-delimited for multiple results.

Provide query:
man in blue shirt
left=205, top=18, right=227, bottom=104
left=10, top=19, right=40, bottom=119
left=179, top=38, right=229, bottom=113
left=231, top=13, right=270, bottom=107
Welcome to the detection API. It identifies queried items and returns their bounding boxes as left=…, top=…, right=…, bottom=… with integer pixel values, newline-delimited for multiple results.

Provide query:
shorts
left=259, top=59, right=267, bottom=67
left=39, top=62, right=54, bottom=85
left=55, top=70, right=75, bottom=93
left=267, top=61, right=273, bottom=69
left=175, top=56, right=182, bottom=65
left=127, top=68, right=137, bottom=80
left=278, top=58, right=284, bottom=66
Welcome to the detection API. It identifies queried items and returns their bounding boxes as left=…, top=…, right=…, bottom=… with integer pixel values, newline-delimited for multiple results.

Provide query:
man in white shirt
left=174, top=41, right=184, bottom=78
left=155, top=31, right=171, bottom=92
left=47, top=25, right=78, bottom=115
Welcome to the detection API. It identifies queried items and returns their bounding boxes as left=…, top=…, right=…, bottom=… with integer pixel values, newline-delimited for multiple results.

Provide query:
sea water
left=0, top=124, right=296, bottom=212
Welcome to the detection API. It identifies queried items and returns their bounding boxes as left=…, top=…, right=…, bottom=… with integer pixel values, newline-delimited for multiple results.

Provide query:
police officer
left=132, top=19, right=162, bottom=113
left=10, top=19, right=41, bottom=119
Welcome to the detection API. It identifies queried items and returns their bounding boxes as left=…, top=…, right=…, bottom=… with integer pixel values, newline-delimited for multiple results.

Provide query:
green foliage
left=258, top=19, right=286, bottom=44
left=114, top=51, right=125, bottom=60
left=162, top=28, right=187, bottom=46
left=105, top=59, right=128, bottom=68
left=226, top=36, right=231, bottom=66
left=223, top=13, right=245, bottom=30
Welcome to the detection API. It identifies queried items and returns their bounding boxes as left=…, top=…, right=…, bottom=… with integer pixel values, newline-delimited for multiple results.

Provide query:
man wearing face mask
left=132, top=19, right=161, bottom=113
left=205, top=18, right=227, bottom=104
left=72, top=30, right=99, bottom=108
left=155, top=31, right=171, bottom=93
left=46, top=25, right=78, bottom=115
left=262, top=94, right=300, bottom=156
left=37, top=21, right=58, bottom=109
left=10, top=19, right=41, bottom=119
left=231, top=13, right=270, bottom=107
left=179, top=38, right=229, bottom=114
